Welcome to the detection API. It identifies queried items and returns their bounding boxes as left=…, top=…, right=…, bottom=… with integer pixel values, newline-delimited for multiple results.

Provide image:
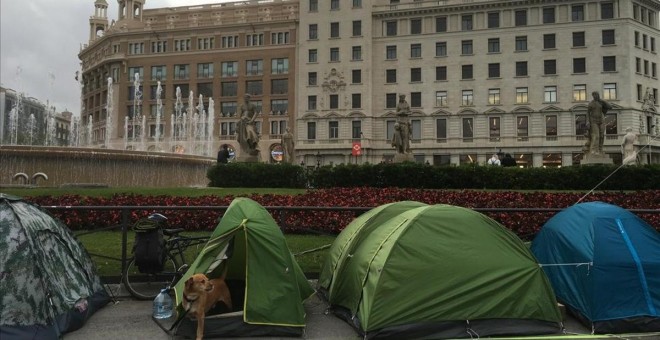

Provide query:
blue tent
left=531, top=202, right=660, bottom=333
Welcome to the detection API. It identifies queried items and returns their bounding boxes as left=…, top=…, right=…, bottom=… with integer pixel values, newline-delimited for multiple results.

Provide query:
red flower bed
left=29, top=189, right=659, bottom=240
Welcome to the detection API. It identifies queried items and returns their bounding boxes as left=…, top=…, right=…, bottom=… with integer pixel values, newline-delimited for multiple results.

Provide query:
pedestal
left=392, top=153, right=415, bottom=163
left=234, top=154, right=260, bottom=163
left=581, top=153, right=613, bottom=165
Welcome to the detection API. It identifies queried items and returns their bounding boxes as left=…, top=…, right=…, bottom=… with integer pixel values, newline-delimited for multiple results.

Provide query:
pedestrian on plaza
left=501, top=153, right=517, bottom=167
left=217, top=144, right=230, bottom=164
left=487, top=154, right=501, bottom=166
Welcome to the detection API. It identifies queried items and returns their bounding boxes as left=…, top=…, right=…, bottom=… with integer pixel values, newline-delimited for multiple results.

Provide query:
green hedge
left=207, top=163, right=660, bottom=190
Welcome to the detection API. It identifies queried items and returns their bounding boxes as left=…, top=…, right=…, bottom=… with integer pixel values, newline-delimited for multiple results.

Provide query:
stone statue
left=585, top=91, right=611, bottom=155
left=236, top=94, right=260, bottom=159
left=391, top=94, right=412, bottom=154
left=281, top=128, right=294, bottom=164
left=621, top=127, right=638, bottom=165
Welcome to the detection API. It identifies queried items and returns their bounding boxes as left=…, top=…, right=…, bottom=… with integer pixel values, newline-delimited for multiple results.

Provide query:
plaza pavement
left=64, top=284, right=660, bottom=340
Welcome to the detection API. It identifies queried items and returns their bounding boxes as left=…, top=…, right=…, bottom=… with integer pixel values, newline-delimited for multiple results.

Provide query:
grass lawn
left=1, top=187, right=307, bottom=198
left=75, top=230, right=335, bottom=277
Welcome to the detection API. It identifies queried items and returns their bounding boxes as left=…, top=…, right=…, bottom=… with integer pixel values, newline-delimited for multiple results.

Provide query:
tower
left=117, top=0, right=145, bottom=22
left=88, top=0, right=109, bottom=43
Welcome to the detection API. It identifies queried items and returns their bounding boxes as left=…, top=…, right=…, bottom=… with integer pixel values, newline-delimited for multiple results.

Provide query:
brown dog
left=183, top=271, right=232, bottom=340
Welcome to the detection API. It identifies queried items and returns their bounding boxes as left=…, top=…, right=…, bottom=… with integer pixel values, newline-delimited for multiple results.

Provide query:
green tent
left=0, top=194, right=109, bottom=340
left=171, top=197, right=314, bottom=338
left=319, top=203, right=562, bottom=339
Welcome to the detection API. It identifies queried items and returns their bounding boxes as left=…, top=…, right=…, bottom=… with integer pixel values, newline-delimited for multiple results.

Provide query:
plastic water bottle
left=153, top=289, right=173, bottom=319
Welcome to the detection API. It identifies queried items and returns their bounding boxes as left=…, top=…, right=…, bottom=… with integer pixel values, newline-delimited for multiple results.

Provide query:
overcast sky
left=0, top=0, right=229, bottom=116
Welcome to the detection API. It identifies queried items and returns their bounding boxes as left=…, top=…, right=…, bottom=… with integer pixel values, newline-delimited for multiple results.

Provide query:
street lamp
left=316, top=151, right=322, bottom=168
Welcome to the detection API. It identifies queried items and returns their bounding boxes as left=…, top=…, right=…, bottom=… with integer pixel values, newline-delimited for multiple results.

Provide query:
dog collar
left=183, top=294, right=198, bottom=303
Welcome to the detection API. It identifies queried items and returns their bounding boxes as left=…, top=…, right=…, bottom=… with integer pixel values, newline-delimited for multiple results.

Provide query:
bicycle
left=122, top=222, right=209, bottom=300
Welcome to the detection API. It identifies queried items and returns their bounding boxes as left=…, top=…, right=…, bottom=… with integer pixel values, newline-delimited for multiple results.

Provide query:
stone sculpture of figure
left=586, top=91, right=611, bottom=155
left=236, top=94, right=259, bottom=156
left=621, top=127, right=638, bottom=165
left=391, top=94, right=412, bottom=154
left=281, top=128, right=294, bottom=164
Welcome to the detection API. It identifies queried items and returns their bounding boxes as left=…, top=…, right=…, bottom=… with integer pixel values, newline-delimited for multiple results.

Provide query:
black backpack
left=132, top=218, right=166, bottom=273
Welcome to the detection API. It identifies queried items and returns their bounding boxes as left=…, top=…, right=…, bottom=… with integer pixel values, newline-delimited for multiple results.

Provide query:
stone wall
left=0, top=146, right=215, bottom=188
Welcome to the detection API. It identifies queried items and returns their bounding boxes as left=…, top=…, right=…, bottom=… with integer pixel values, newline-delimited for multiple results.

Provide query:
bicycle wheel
left=122, top=254, right=179, bottom=300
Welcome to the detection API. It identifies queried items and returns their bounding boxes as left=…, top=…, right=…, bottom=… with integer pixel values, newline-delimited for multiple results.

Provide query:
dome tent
left=0, top=193, right=110, bottom=340
left=320, top=203, right=562, bottom=339
left=169, top=197, right=314, bottom=338
left=531, top=201, right=660, bottom=333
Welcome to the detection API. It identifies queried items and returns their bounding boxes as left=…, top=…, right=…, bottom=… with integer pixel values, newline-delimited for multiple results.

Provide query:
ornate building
left=80, top=0, right=660, bottom=166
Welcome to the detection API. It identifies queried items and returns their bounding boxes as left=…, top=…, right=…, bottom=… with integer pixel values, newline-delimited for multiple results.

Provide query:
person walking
left=217, top=144, right=230, bottom=164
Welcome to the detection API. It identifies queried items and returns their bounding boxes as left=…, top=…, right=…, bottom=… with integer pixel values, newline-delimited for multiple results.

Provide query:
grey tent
left=0, top=194, right=109, bottom=339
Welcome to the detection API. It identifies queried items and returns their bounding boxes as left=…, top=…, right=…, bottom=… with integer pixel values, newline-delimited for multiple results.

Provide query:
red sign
left=352, top=142, right=362, bottom=156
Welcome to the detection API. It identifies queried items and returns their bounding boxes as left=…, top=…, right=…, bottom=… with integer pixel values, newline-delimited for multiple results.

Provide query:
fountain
left=105, top=77, right=114, bottom=148
left=124, top=72, right=143, bottom=150
left=155, top=81, right=163, bottom=151
left=28, top=114, right=36, bottom=145
left=207, top=97, right=215, bottom=156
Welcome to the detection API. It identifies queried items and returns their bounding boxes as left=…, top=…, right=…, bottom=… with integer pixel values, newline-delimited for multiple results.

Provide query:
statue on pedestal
left=582, top=92, right=614, bottom=165
left=235, top=94, right=260, bottom=161
left=281, top=128, right=294, bottom=164
left=391, top=95, right=412, bottom=158
left=621, top=127, right=638, bottom=165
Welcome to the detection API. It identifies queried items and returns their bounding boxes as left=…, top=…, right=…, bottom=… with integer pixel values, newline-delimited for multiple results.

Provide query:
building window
left=643, top=34, right=648, bottom=49
left=461, top=14, right=473, bottom=31
left=221, top=35, right=239, bottom=48
left=651, top=37, right=656, bottom=52
left=352, top=94, right=362, bottom=109
left=353, top=0, right=362, bottom=8
left=352, top=69, right=362, bottom=84
left=546, top=115, right=558, bottom=137
left=330, top=22, right=340, bottom=38
left=575, top=114, right=587, bottom=137
left=573, top=84, right=587, bottom=101
left=173, top=64, right=189, bottom=80
left=544, top=86, right=558, bottom=103
left=270, top=120, right=286, bottom=135
left=488, top=12, right=500, bottom=28
left=518, top=116, right=529, bottom=140
left=488, top=63, right=500, bottom=78
left=270, top=32, right=288, bottom=45
left=436, top=118, right=447, bottom=140
left=635, top=31, right=640, bottom=46
left=271, top=99, right=288, bottom=113
left=246, top=59, right=263, bottom=76
left=197, top=83, right=213, bottom=98
left=149, top=85, right=166, bottom=100
left=516, top=87, right=528, bottom=104
left=197, top=63, right=213, bottom=78
left=330, top=0, right=339, bottom=10
left=488, top=88, right=500, bottom=105
left=411, top=92, right=422, bottom=107
left=515, top=36, right=527, bottom=51
left=490, top=117, right=501, bottom=140
left=435, top=66, right=447, bottom=81
left=271, top=79, right=288, bottom=95
left=352, top=120, right=362, bottom=138
left=603, top=56, right=616, bottom=72
left=151, top=65, right=166, bottom=81
left=462, top=90, right=473, bottom=106
left=605, top=114, right=617, bottom=135
left=435, top=42, right=447, bottom=57
left=488, top=38, right=500, bottom=53
left=573, top=31, right=585, bottom=47
left=544, top=60, right=557, bottom=75
left=352, top=20, right=362, bottom=36
left=461, top=40, right=473, bottom=55
left=246, top=33, right=264, bottom=46
left=308, top=72, right=317, bottom=86
left=544, top=34, right=556, bottom=49
left=220, top=121, right=237, bottom=135
left=462, top=118, right=474, bottom=141
left=221, top=82, right=237, bottom=97
left=386, top=69, right=397, bottom=83
left=153, top=41, right=168, bottom=53
left=246, top=80, right=262, bottom=96
left=330, top=48, right=340, bottom=62
left=462, top=65, right=473, bottom=80
left=221, top=61, right=238, bottom=77
left=271, top=58, right=289, bottom=74
left=309, top=24, right=318, bottom=40
left=637, top=84, right=643, bottom=100
left=436, top=91, right=447, bottom=106
left=636, top=58, right=642, bottom=74
left=411, top=68, right=422, bottom=82
left=572, top=5, right=584, bottom=21
left=386, top=93, right=397, bottom=108
left=307, top=121, right=316, bottom=139
left=602, top=30, right=615, bottom=45
left=411, top=18, right=422, bottom=34
left=436, top=16, right=447, bottom=32
left=516, top=61, right=528, bottom=77
left=603, top=83, right=617, bottom=100
left=309, top=0, right=317, bottom=12
left=543, top=7, right=555, bottom=23
left=308, top=94, right=317, bottom=110
left=601, top=2, right=614, bottom=19
left=128, top=42, right=144, bottom=55
left=329, top=121, right=339, bottom=139
left=329, top=94, right=339, bottom=109
left=352, top=46, right=362, bottom=61
left=386, top=20, right=398, bottom=36
left=386, top=45, right=397, bottom=59
left=410, top=43, right=422, bottom=58
left=573, top=58, right=586, bottom=74
left=411, top=119, right=421, bottom=141
left=515, top=10, right=527, bottom=26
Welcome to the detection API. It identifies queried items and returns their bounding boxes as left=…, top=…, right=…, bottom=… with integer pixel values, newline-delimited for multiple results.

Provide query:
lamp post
left=316, top=151, right=322, bottom=168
